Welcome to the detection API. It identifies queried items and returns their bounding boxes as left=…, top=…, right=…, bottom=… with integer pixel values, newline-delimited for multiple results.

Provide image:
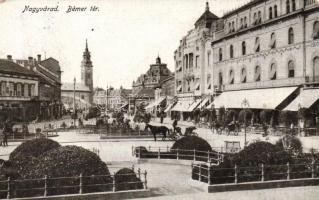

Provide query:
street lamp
left=241, top=98, right=250, bottom=148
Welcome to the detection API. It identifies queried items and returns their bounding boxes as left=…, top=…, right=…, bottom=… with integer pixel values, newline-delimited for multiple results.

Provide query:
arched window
left=269, top=32, right=276, bottom=49
left=269, top=7, right=273, bottom=19
left=286, top=0, right=290, bottom=14
left=218, top=71, right=223, bottom=85
left=292, top=0, right=296, bottom=11
left=313, top=21, right=319, bottom=40
left=255, top=37, right=260, bottom=52
left=244, top=17, right=247, bottom=28
left=269, top=63, right=277, bottom=80
left=219, top=48, right=223, bottom=61
left=242, top=41, right=246, bottom=55
left=288, top=28, right=294, bottom=44
left=274, top=5, right=278, bottom=17
left=241, top=67, right=247, bottom=83
left=229, top=69, right=234, bottom=84
left=288, top=60, right=295, bottom=78
left=255, top=66, right=261, bottom=81
left=230, top=45, right=234, bottom=59
left=258, top=11, right=262, bottom=23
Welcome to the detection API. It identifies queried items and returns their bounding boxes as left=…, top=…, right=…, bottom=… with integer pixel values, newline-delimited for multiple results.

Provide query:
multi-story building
left=106, top=87, right=132, bottom=111
left=173, top=0, right=319, bottom=122
left=61, top=40, right=94, bottom=110
left=0, top=59, right=39, bottom=122
left=93, top=88, right=107, bottom=105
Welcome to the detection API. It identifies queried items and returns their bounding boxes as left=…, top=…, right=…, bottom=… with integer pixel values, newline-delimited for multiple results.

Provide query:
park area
left=1, top=116, right=319, bottom=199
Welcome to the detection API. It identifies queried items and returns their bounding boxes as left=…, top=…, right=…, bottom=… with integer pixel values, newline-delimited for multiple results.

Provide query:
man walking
left=2, top=120, right=10, bottom=147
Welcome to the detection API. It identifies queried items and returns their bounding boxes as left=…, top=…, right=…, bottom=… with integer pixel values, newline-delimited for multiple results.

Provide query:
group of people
left=0, top=120, right=11, bottom=147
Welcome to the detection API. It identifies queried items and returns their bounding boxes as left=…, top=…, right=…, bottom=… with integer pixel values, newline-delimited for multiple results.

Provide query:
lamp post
left=73, top=77, right=77, bottom=128
left=241, top=98, right=250, bottom=148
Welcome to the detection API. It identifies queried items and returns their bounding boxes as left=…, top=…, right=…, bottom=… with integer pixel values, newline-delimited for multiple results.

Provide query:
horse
left=144, top=124, right=169, bottom=141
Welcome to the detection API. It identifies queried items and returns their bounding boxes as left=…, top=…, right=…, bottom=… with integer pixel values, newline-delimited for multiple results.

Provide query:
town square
left=1, top=0, right=319, bottom=199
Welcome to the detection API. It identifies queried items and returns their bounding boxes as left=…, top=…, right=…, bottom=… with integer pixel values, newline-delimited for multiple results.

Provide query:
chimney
left=7, top=55, right=12, bottom=61
left=28, top=57, right=34, bottom=70
left=37, top=54, right=41, bottom=62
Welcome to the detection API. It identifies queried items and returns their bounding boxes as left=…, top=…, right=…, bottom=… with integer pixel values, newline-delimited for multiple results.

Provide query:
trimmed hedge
left=114, top=168, right=143, bottom=191
left=171, top=136, right=212, bottom=152
left=9, top=138, right=61, bottom=177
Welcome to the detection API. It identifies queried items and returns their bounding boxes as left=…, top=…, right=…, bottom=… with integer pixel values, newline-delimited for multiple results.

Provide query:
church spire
left=205, top=1, right=209, bottom=11
left=85, top=39, right=88, bottom=51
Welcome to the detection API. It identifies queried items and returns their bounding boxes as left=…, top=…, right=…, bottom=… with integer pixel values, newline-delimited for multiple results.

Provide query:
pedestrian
left=2, top=120, right=10, bottom=147
left=172, top=118, right=178, bottom=133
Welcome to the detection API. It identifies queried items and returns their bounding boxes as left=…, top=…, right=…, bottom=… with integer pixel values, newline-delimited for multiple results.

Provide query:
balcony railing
left=305, top=0, right=318, bottom=7
left=223, top=77, right=307, bottom=91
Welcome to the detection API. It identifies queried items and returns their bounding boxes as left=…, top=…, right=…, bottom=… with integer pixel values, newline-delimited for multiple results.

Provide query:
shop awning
left=164, top=103, right=174, bottom=113
left=145, top=97, right=165, bottom=110
left=188, top=99, right=202, bottom=112
left=284, top=88, right=319, bottom=111
left=199, top=97, right=210, bottom=108
left=171, top=100, right=193, bottom=112
left=210, top=87, right=298, bottom=109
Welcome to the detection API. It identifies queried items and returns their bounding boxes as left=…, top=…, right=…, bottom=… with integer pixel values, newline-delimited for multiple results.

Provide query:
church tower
left=81, top=39, right=94, bottom=104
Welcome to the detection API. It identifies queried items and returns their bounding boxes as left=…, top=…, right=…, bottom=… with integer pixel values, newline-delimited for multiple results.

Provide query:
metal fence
left=192, top=161, right=319, bottom=185
left=132, top=146, right=224, bottom=165
left=0, top=168, right=148, bottom=199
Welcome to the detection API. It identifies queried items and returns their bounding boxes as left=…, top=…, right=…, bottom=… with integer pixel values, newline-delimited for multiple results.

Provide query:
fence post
left=261, top=164, right=264, bottom=182
left=113, top=172, right=116, bottom=192
left=144, top=170, right=148, bottom=189
left=193, top=149, right=196, bottom=161
left=208, top=163, right=211, bottom=185
left=207, top=151, right=210, bottom=163
left=44, top=175, right=47, bottom=197
left=234, top=164, right=238, bottom=184
left=287, top=162, right=290, bottom=180
left=6, top=177, right=10, bottom=199
left=312, top=160, right=315, bottom=179
left=177, top=148, right=179, bottom=160
left=158, top=147, right=160, bottom=159
left=138, top=168, right=141, bottom=179
left=198, top=165, right=202, bottom=182
left=79, top=173, right=83, bottom=194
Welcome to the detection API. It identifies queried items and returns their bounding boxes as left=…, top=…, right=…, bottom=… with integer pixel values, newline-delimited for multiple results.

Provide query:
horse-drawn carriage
left=215, top=121, right=239, bottom=136
left=144, top=124, right=198, bottom=141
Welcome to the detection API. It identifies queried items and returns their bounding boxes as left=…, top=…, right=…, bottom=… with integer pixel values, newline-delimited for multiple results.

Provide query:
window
left=313, top=21, right=319, bottom=40
left=17, top=83, right=21, bottom=96
left=244, top=17, right=247, bottom=28
left=292, top=0, right=296, bottom=11
left=229, top=69, right=234, bottom=84
left=253, top=13, right=257, bottom=25
left=219, top=48, right=223, bottom=61
left=288, top=61, right=295, bottom=78
left=9, top=83, right=14, bottom=96
left=81, top=95, right=85, bottom=100
left=270, top=63, right=277, bottom=80
left=189, top=53, right=194, bottom=68
left=255, top=66, right=261, bottom=81
left=30, top=85, right=35, bottom=96
left=207, top=51, right=210, bottom=66
left=286, top=0, right=290, bottom=14
left=270, top=32, right=276, bottom=49
left=242, top=41, right=246, bottom=55
left=230, top=45, right=234, bottom=59
left=0, top=82, right=5, bottom=96
left=196, top=55, right=199, bottom=68
left=288, top=27, right=294, bottom=44
left=231, top=21, right=235, bottom=32
left=258, top=11, right=262, bottom=23
left=241, top=67, right=247, bottom=83
left=218, top=72, right=223, bottom=85
left=24, top=84, right=28, bottom=97
left=255, top=37, right=260, bottom=52
left=274, top=5, right=278, bottom=17
left=228, top=22, right=231, bottom=33
left=240, top=18, right=243, bottom=29
left=269, top=7, right=273, bottom=19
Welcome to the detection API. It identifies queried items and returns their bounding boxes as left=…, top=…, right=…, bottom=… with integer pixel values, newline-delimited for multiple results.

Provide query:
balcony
left=222, top=77, right=307, bottom=91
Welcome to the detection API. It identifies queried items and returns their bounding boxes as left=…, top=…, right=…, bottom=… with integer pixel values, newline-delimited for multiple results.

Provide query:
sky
left=0, top=0, right=249, bottom=89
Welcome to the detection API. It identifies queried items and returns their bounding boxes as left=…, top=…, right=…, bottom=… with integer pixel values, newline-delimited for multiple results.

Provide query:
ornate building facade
left=61, top=40, right=94, bottom=110
left=173, top=0, right=319, bottom=120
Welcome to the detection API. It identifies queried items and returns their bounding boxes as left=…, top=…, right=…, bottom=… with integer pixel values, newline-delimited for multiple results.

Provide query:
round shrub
left=18, top=146, right=112, bottom=196
left=171, top=136, right=212, bottom=152
left=9, top=138, right=61, bottom=176
left=114, top=168, right=143, bottom=191
left=171, top=136, right=213, bottom=161
left=275, top=135, right=302, bottom=155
